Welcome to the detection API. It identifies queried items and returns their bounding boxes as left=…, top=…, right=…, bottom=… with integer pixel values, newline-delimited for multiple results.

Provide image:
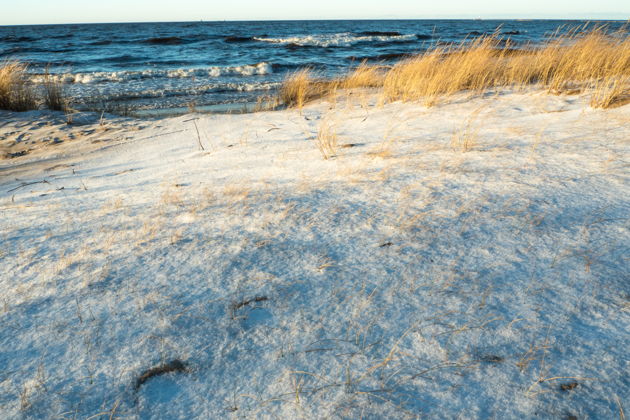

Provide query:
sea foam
left=253, top=32, right=418, bottom=48
left=31, top=62, right=273, bottom=84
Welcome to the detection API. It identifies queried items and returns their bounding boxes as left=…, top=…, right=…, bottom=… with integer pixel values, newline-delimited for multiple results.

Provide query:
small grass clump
left=279, top=65, right=387, bottom=108
left=278, top=69, right=316, bottom=109
left=315, top=115, right=338, bottom=159
left=340, top=62, right=387, bottom=90
left=43, top=71, right=67, bottom=112
left=0, top=61, right=37, bottom=112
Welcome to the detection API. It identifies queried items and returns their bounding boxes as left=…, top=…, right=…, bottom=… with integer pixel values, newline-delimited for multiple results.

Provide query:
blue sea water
left=0, top=20, right=626, bottom=115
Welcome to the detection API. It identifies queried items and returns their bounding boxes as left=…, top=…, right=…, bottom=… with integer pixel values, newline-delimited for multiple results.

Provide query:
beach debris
left=8, top=179, right=50, bottom=193
left=6, top=150, right=30, bottom=158
left=230, top=296, right=269, bottom=318
left=231, top=296, right=269, bottom=312
left=183, top=117, right=205, bottom=151
left=560, top=381, right=579, bottom=392
left=66, top=112, right=100, bottom=126
left=134, top=359, right=188, bottom=390
left=480, top=355, right=504, bottom=363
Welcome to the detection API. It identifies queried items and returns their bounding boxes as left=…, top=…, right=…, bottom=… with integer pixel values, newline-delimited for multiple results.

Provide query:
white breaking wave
left=30, top=62, right=273, bottom=84
left=166, top=62, right=273, bottom=78
left=253, top=33, right=417, bottom=48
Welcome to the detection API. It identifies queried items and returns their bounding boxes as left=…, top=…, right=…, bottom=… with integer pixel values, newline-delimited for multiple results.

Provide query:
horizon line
left=1, top=16, right=629, bottom=27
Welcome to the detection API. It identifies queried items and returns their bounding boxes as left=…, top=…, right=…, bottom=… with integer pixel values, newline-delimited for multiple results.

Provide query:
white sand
left=1, top=90, right=629, bottom=419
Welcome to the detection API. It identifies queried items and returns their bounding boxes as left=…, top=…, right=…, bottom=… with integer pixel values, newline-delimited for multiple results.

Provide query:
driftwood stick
left=183, top=118, right=205, bottom=151
left=8, top=180, right=50, bottom=193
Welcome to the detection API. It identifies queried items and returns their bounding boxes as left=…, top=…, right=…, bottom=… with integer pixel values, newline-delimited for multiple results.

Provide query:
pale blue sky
left=1, top=0, right=628, bottom=25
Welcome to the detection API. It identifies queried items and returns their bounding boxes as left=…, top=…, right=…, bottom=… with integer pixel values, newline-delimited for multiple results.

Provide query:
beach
left=1, top=87, right=629, bottom=418
left=2, top=20, right=627, bottom=116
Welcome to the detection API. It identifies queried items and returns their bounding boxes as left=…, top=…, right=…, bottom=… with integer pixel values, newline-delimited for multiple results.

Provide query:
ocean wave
left=30, top=62, right=274, bottom=84
left=0, top=46, right=75, bottom=56
left=166, top=62, right=273, bottom=78
left=91, top=54, right=150, bottom=63
left=76, top=81, right=281, bottom=103
left=346, top=52, right=413, bottom=62
left=88, top=40, right=113, bottom=46
left=0, top=47, right=26, bottom=56
left=50, top=33, right=74, bottom=39
left=252, top=32, right=419, bottom=48
left=143, top=36, right=186, bottom=45
left=224, top=36, right=255, bottom=43
left=355, top=31, right=402, bottom=36
left=139, top=34, right=222, bottom=45
left=1, top=36, right=36, bottom=43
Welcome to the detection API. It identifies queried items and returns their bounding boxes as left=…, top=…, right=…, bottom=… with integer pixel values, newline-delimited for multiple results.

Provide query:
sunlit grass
left=279, top=28, right=630, bottom=109
left=0, top=61, right=37, bottom=112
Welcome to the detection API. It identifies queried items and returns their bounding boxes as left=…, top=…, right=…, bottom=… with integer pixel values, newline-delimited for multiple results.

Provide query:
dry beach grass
left=279, top=28, right=630, bottom=109
left=0, top=61, right=37, bottom=112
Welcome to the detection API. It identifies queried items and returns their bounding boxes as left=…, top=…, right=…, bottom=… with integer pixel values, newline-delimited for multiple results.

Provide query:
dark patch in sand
left=232, top=296, right=269, bottom=313
left=135, top=359, right=188, bottom=390
left=560, top=382, right=579, bottom=392
left=480, top=355, right=504, bottom=363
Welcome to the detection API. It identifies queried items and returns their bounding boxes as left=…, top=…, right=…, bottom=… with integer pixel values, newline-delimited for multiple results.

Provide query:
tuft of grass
left=589, top=75, right=630, bottom=109
left=279, top=65, right=386, bottom=108
left=450, top=107, right=486, bottom=152
left=315, top=115, right=338, bottom=159
left=0, top=61, right=37, bottom=112
left=341, top=62, right=387, bottom=90
left=43, top=70, right=67, bottom=111
left=279, top=69, right=315, bottom=109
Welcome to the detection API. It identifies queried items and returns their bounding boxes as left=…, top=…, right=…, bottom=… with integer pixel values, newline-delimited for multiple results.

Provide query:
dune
left=1, top=87, right=628, bottom=418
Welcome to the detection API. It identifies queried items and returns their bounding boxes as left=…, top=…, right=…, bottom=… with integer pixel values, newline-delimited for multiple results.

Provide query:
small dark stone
left=480, top=355, right=504, bottom=363
left=8, top=150, right=29, bottom=158
left=560, top=381, right=579, bottom=391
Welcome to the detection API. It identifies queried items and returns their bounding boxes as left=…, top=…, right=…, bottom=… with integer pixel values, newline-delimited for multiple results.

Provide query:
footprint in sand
left=15, top=133, right=31, bottom=142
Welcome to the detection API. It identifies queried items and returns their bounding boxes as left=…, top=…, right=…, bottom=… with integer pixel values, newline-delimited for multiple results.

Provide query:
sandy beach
left=1, top=87, right=628, bottom=418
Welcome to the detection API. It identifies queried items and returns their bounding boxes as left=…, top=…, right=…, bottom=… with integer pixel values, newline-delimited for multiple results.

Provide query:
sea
left=0, top=20, right=627, bottom=116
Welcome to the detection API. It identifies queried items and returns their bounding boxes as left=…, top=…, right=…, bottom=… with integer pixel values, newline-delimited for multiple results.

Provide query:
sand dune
left=1, top=89, right=628, bottom=418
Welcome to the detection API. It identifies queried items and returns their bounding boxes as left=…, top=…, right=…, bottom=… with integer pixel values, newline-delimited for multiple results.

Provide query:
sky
left=1, top=0, right=629, bottom=25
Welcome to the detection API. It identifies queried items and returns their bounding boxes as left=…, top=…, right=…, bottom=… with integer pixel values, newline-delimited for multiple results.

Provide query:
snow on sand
left=1, top=90, right=629, bottom=419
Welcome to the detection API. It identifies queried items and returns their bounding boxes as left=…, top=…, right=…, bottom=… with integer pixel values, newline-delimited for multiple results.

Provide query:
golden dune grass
left=0, top=61, right=37, bottom=112
left=315, top=115, right=338, bottom=159
left=279, top=28, right=630, bottom=109
left=278, top=68, right=325, bottom=109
